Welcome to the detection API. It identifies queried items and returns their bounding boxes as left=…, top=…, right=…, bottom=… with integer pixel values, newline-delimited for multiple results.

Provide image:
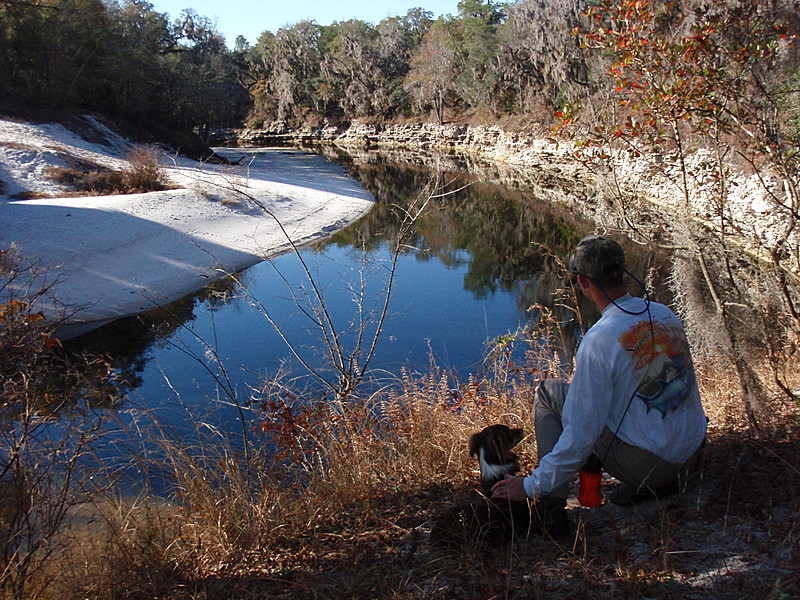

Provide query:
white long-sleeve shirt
left=524, top=295, right=707, bottom=498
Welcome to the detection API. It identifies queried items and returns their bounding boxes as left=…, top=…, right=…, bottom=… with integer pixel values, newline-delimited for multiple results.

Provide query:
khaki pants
left=534, top=379, right=702, bottom=499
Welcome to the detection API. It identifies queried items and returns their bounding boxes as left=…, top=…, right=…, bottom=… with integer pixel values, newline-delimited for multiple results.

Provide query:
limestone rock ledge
left=218, top=121, right=576, bottom=174
left=212, top=121, right=799, bottom=281
left=217, top=121, right=593, bottom=213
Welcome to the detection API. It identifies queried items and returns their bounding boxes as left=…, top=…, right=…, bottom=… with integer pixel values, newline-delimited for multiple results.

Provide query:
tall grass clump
left=60, top=377, right=533, bottom=598
left=258, top=367, right=522, bottom=503
left=44, top=145, right=172, bottom=197
left=120, top=145, right=171, bottom=194
left=45, top=154, right=125, bottom=196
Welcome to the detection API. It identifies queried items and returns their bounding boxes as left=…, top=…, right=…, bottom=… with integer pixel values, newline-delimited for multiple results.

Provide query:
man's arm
left=525, top=347, right=615, bottom=498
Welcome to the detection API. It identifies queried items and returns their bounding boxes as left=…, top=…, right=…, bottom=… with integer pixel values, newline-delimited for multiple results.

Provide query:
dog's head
left=469, top=424, right=524, bottom=466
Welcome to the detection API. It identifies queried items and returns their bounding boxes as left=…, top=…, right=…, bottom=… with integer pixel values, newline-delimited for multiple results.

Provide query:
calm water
left=72, top=148, right=609, bottom=442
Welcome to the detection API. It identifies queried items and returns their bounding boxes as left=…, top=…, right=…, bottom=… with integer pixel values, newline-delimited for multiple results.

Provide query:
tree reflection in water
left=325, top=149, right=596, bottom=318
left=64, top=275, right=245, bottom=402
left=66, top=148, right=664, bottom=414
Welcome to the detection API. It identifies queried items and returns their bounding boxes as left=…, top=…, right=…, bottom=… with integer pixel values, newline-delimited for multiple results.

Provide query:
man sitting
left=491, top=235, right=707, bottom=532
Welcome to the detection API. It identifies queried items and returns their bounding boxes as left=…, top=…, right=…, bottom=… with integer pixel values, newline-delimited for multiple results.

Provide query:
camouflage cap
left=569, top=235, right=626, bottom=281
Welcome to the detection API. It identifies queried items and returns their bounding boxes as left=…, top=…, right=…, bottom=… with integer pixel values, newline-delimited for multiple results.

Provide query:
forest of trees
left=2, top=0, right=798, bottom=138
left=0, top=0, right=600, bottom=139
left=0, top=0, right=249, bottom=150
left=233, top=0, right=591, bottom=127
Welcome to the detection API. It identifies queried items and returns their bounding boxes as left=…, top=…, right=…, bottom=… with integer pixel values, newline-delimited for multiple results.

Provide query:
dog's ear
left=509, top=428, right=524, bottom=447
left=495, top=426, right=524, bottom=449
left=468, top=431, right=483, bottom=457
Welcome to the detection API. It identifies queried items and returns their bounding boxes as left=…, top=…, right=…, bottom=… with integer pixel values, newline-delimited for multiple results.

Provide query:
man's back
left=572, top=295, right=706, bottom=463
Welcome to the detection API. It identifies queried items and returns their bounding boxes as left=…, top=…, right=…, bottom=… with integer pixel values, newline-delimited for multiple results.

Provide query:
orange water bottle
left=578, top=454, right=603, bottom=507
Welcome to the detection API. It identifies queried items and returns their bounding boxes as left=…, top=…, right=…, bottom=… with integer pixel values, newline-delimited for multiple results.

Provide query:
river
left=69, top=146, right=648, bottom=443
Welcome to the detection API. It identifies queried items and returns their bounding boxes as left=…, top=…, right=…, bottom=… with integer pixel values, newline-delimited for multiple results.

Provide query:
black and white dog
left=431, top=424, right=535, bottom=547
left=468, top=424, right=525, bottom=496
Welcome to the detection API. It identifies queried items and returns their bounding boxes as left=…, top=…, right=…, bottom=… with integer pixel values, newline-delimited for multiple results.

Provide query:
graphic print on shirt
left=618, top=320, right=696, bottom=416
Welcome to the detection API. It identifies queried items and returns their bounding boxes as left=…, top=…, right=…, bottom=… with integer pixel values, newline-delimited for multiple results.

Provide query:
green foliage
left=246, top=9, right=437, bottom=125
left=0, top=0, right=248, bottom=144
left=270, top=20, right=324, bottom=120
left=243, top=0, right=598, bottom=124
left=0, top=0, right=112, bottom=111
left=404, top=19, right=457, bottom=123
left=449, top=1, right=508, bottom=111
left=0, top=0, right=597, bottom=128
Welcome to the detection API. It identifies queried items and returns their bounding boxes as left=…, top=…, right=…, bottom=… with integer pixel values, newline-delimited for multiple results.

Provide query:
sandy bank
left=0, top=117, right=374, bottom=338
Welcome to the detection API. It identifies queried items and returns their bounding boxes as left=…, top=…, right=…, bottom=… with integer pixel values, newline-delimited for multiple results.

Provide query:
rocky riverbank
left=215, top=120, right=799, bottom=285
left=215, top=121, right=579, bottom=174
left=215, top=121, right=602, bottom=229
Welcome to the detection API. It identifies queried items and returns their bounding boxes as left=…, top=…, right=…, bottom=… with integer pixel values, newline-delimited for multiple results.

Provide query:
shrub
left=121, top=145, right=171, bottom=193
left=44, top=145, right=172, bottom=196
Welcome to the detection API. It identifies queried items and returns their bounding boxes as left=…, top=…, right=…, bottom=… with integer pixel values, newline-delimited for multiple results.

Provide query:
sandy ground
left=0, top=116, right=374, bottom=338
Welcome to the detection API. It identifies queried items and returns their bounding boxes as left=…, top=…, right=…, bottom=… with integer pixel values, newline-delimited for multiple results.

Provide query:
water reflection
left=68, top=148, right=601, bottom=412
left=68, top=275, right=244, bottom=400
left=324, top=151, right=591, bottom=309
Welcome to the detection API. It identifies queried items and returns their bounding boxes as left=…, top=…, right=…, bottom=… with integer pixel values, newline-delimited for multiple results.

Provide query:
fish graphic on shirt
left=619, top=321, right=696, bottom=416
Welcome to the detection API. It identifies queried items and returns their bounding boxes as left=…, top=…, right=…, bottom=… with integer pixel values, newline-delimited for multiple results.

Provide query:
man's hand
left=491, top=476, right=530, bottom=501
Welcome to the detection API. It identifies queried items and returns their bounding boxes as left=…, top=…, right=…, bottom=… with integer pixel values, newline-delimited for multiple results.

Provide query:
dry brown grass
left=0, top=141, right=38, bottom=151
left=43, top=145, right=173, bottom=197
left=1, top=374, right=792, bottom=600
left=45, top=165, right=125, bottom=195
left=44, top=356, right=798, bottom=600
left=120, top=145, right=171, bottom=194
left=17, top=337, right=539, bottom=599
left=8, top=190, right=52, bottom=200
left=2, top=287, right=796, bottom=599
